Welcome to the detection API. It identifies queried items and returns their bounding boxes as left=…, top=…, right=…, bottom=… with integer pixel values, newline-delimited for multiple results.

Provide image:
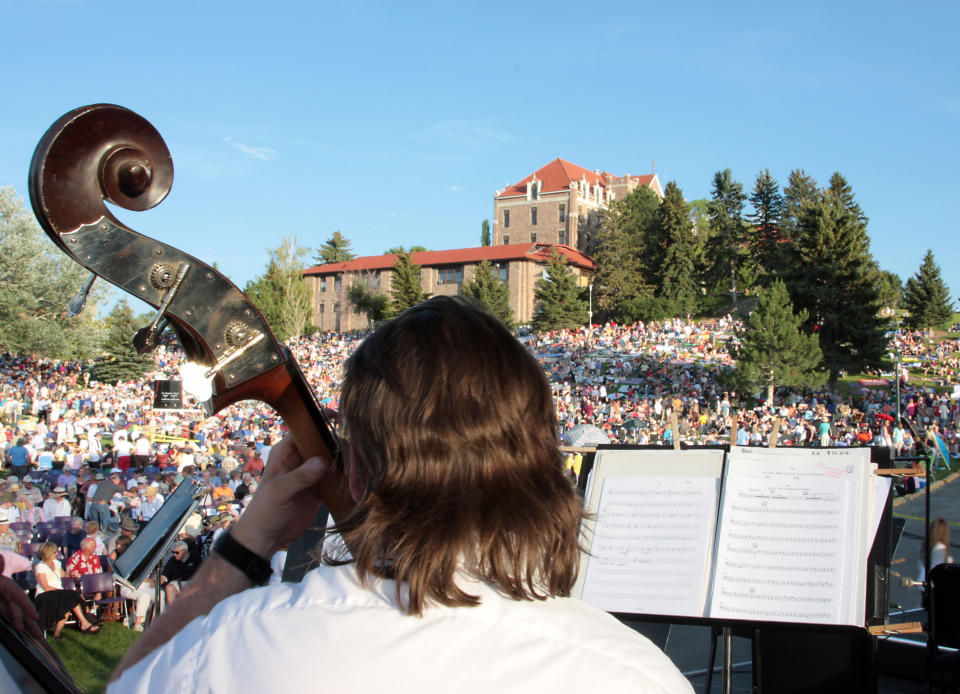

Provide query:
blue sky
left=1, top=1, right=957, bottom=312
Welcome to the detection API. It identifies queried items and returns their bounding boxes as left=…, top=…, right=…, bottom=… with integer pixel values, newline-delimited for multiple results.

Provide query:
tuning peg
left=132, top=263, right=189, bottom=354
left=67, top=272, right=97, bottom=317
left=133, top=318, right=168, bottom=354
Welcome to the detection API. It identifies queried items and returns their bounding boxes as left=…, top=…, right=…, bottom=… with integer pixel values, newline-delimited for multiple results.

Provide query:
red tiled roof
left=496, top=158, right=611, bottom=199
left=303, top=243, right=596, bottom=276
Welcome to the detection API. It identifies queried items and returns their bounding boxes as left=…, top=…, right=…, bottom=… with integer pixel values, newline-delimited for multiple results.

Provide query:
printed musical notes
left=708, top=446, right=873, bottom=626
left=577, top=449, right=724, bottom=617
left=575, top=446, right=877, bottom=627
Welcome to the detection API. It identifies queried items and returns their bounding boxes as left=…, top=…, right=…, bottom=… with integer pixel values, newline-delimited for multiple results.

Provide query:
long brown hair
left=334, top=296, right=583, bottom=615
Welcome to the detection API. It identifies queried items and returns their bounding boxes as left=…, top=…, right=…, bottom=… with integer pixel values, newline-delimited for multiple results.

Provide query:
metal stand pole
left=722, top=626, right=733, bottom=694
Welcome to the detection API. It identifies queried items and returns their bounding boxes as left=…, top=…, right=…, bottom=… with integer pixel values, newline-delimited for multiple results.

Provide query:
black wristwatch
left=212, top=531, right=273, bottom=586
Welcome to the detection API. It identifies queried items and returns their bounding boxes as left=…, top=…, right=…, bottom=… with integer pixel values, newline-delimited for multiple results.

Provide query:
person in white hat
left=0, top=508, right=20, bottom=553
left=43, top=487, right=72, bottom=520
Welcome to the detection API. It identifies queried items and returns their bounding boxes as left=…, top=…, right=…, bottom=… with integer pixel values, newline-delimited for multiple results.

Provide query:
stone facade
left=303, top=244, right=595, bottom=332
left=493, top=158, right=663, bottom=250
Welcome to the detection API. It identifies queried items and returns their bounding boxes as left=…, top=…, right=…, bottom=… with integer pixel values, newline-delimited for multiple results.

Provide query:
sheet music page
left=708, top=446, right=872, bottom=626
left=576, top=449, right=724, bottom=617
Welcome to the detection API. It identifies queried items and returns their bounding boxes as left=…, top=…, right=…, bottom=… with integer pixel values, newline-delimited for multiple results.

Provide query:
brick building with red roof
left=493, top=158, right=662, bottom=250
left=303, top=244, right=595, bottom=331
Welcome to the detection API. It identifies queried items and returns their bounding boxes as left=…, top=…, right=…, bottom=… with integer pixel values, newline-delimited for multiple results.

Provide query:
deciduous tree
left=245, top=236, right=313, bottom=341
left=0, top=187, right=105, bottom=359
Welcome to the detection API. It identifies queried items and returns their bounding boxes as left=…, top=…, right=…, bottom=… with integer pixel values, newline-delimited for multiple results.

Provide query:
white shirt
left=111, top=564, right=692, bottom=694
left=42, top=497, right=72, bottom=520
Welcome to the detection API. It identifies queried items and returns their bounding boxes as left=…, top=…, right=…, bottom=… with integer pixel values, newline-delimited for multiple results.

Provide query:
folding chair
left=34, top=522, right=56, bottom=542
left=19, top=542, right=40, bottom=559
left=9, top=521, right=33, bottom=537
left=79, top=572, right=127, bottom=623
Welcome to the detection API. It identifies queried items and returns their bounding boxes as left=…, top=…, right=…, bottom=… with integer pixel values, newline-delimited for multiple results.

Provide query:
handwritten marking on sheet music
left=708, top=452, right=862, bottom=625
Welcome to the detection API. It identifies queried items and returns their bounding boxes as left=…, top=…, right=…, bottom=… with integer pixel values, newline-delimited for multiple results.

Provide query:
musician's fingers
left=260, top=435, right=301, bottom=484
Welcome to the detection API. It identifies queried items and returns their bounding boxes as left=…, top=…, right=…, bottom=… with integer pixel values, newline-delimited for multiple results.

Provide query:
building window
left=504, top=209, right=510, bottom=228
left=531, top=207, right=537, bottom=225
left=531, top=181, right=538, bottom=200
left=498, top=265, right=509, bottom=282
left=503, top=234, right=510, bottom=244
left=559, top=203, right=565, bottom=222
left=320, top=277, right=327, bottom=291
left=530, top=232, right=537, bottom=243
left=319, top=302, right=324, bottom=314
left=334, top=275, right=342, bottom=292
left=558, top=229, right=568, bottom=245
left=437, top=266, right=464, bottom=285
left=334, top=302, right=340, bottom=313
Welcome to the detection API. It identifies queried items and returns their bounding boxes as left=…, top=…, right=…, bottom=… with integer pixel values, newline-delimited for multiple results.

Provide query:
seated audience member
left=0, top=509, right=20, bottom=553
left=159, top=540, right=200, bottom=605
left=66, top=537, right=103, bottom=579
left=211, top=478, right=234, bottom=502
left=0, top=492, right=20, bottom=525
left=0, top=547, right=32, bottom=577
left=34, top=541, right=100, bottom=637
left=20, top=497, right=46, bottom=526
left=138, top=484, right=164, bottom=523
left=114, top=535, right=154, bottom=632
left=241, top=444, right=264, bottom=475
left=64, top=517, right=86, bottom=557
left=110, top=297, right=694, bottom=693
left=84, top=520, right=107, bottom=555
left=42, top=486, right=72, bottom=521
left=17, top=475, right=44, bottom=507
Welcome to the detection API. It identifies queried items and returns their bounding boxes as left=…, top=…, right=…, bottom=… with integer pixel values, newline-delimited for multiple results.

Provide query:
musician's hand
left=0, top=556, right=43, bottom=640
left=230, top=436, right=333, bottom=558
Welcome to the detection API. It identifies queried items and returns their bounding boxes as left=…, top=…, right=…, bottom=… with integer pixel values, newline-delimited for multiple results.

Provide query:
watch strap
left=213, top=531, right=272, bottom=586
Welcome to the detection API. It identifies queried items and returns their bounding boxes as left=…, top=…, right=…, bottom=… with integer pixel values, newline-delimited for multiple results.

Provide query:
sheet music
left=576, top=449, right=724, bottom=617
left=708, top=446, right=873, bottom=626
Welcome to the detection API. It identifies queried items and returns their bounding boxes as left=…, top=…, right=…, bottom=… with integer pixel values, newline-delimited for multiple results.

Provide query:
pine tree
left=481, top=219, right=491, bottom=247
left=901, top=250, right=954, bottom=331
left=389, top=250, right=426, bottom=315
left=703, top=170, right=749, bottom=298
left=657, top=181, right=699, bottom=316
left=781, top=169, right=818, bottom=249
left=313, top=231, right=355, bottom=265
left=91, top=300, right=152, bottom=385
left=734, top=281, right=826, bottom=404
left=747, top=169, right=784, bottom=284
left=460, top=259, right=513, bottom=328
left=592, top=186, right=661, bottom=323
left=784, top=180, right=885, bottom=382
left=532, top=249, right=588, bottom=330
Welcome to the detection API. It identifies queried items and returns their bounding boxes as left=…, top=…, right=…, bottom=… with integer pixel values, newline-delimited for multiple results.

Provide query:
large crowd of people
left=0, top=314, right=957, bottom=640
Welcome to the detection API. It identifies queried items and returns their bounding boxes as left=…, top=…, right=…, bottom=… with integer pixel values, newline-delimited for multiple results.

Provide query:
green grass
left=48, top=622, right=139, bottom=694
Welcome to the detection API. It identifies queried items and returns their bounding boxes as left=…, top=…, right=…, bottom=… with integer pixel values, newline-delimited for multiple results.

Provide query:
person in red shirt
left=242, top=445, right=264, bottom=475
left=66, top=537, right=103, bottom=579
